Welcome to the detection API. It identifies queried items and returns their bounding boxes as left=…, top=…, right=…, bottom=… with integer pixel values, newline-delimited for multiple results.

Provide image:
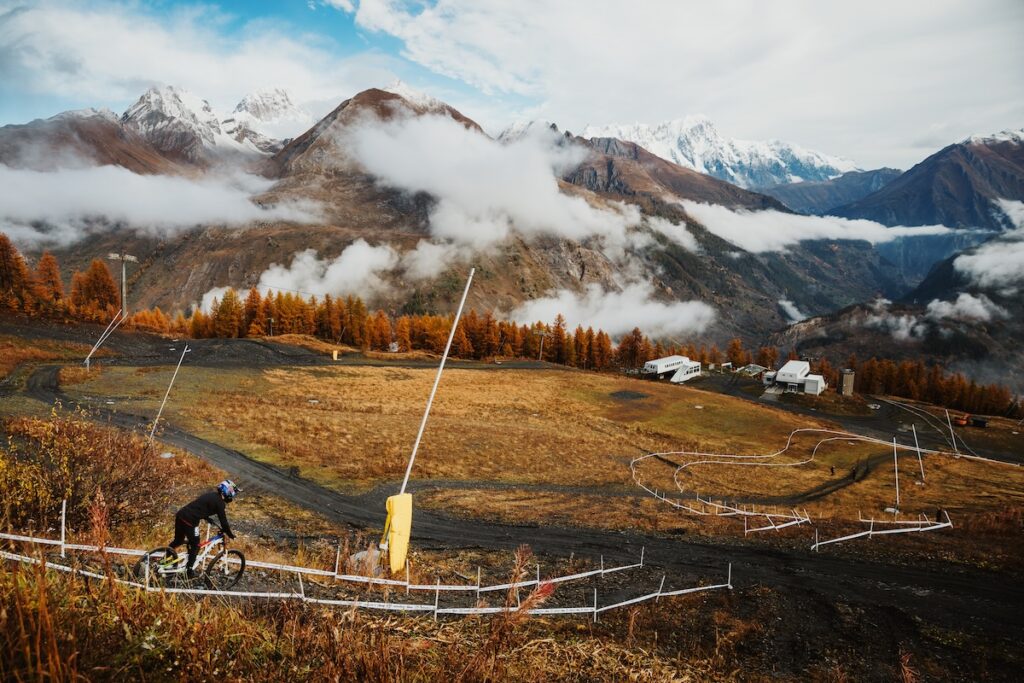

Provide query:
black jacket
left=176, top=491, right=235, bottom=538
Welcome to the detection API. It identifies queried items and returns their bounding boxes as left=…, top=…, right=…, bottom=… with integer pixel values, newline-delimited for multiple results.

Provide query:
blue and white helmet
left=218, top=479, right=240, bottom=501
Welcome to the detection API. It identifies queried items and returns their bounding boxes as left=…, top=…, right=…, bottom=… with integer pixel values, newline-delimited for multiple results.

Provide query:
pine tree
left=0, top=233, right=32, bottom=309
left=214, top=289, right=243, bottom=338
left=70, top=260, right=118, bottom=316
left=33, top=251, right=64, bottom=305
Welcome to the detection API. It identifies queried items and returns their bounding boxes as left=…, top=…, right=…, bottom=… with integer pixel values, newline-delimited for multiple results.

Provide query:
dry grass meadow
left=0, top=334, right=100, bottom=379
left=61, top=362, right=1024, bottom=555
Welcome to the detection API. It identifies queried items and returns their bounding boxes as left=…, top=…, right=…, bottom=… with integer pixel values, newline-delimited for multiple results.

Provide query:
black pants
left=170, top=517, right=200, bottom=573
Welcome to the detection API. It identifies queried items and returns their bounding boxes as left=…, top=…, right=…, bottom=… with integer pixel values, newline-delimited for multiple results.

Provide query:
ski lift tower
left=107, top=252, right=138, bottom=316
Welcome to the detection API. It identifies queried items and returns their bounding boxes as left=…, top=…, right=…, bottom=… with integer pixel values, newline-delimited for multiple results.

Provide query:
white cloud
left=646, top=216, right=699, bottom=252
left=954, top=241, right=1024, bottom=289
left=0, top=1, right=398, bottom=114
left=953, top=200, right=1024, bottom=290
left=0, top=164, right=318, bottom=247
left=509, top=282, right=716, bottom=338
left=256, top=240, right=399, bottom=299
left=926, top=293, right=1008, bottom=322
left=349, top=0, right=1024, bottom=169
left=778, top=299, right=806, bottom=323
left=679, top=201, right=951, bottom=253
left=863, top=299, right=926, bottom=342
left=344, top=112, right=644, bottom=253
left=399, top=239, right=471, bottom=280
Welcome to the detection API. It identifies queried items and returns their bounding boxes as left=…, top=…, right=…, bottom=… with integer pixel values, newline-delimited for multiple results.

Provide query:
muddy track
left=653, top=451, right=894, bottom=506
left=20, top=364, right=1024, bottom=636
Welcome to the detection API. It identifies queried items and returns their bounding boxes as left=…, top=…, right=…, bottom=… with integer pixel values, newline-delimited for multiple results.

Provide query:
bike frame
left=158, top=533, right=225, bottom=575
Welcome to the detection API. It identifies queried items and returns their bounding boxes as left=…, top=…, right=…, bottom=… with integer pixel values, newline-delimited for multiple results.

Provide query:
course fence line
left=810, top=510, right=953, bottom=551
left=0, top=548, right=733, bottom=618
left=0, top=522, right=653, bottom=595
left=630, top=427, right=968, bottom=548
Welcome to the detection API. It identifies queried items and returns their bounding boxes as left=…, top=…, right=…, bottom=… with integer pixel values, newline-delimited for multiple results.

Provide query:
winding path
left=15, top=363, right=1024, bottom=637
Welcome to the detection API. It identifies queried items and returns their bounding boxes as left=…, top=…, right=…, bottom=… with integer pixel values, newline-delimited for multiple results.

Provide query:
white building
left=766, top=360, right=826, bottom=395
left=642, top=355, right=702, bottom=384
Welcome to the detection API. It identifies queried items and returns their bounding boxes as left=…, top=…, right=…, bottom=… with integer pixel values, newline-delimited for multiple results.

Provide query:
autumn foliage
left=1, top=233, right=1019, bottom=416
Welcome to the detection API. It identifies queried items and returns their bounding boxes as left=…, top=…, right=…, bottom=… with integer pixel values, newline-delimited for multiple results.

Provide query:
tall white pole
left=85, top=308, right=123, bottom=370
left=399, top=268, right=474, bottom=495
left=892, top=437, right=900, bottom=509
left=912, top=424, right=925, bottom=482
left=149, top=345, right=191, bottom=443
left=121, top=258, right=128, bottom=317
left=945, top=409, right=960, bottom=456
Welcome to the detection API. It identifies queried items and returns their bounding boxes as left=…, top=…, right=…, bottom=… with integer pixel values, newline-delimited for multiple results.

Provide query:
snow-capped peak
left=582, top=116, right=858, bottom=189
left=384, top=80, right=446, bottom=112
left=121, top=85, right=264, bottom=161
left=233, top=88, right=301, bottom=121
left=223, top=87, right=313, bottom=147
left=123, top=85, right=220, bottom=133
left=962, top=128, right=1024, bottom=146
left=497, top=120, right=562, bottom=143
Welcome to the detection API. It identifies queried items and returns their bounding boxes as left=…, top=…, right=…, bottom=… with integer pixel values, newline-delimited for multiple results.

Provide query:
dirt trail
left=20, top=364, right=1024, bottom=638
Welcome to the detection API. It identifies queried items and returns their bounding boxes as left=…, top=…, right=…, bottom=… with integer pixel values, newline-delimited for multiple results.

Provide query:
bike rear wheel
left=136, top=547, right=178, bottom=586
left=204, top=549, right=245, bottom=590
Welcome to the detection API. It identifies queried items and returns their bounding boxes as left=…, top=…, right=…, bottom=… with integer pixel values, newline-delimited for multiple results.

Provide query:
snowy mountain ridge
left=582, top=115, right=858, bottom=189
left=120, top=85, right=315, bottom=160
left=962, top=128, right=1024, bottom=146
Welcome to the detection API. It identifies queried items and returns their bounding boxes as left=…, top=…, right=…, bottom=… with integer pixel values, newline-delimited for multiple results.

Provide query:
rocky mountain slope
left=4, top=85, right=999, bottom=350
left=0, top=108, right=182, bottom=174
left=772, top=212, right=1024, bottom=392
left=761, top=168, right=902, bottom=214
left=831, top=130, right=1024, bottom=231
left=581, top=116, right=857, bottom=189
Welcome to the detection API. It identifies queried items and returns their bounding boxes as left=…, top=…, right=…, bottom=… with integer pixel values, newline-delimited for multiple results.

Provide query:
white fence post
left=60, top=499, right=67, bottom=559
left=893, top=437, right=900, bottom=509
left=912, top=424, right=925, bottom=483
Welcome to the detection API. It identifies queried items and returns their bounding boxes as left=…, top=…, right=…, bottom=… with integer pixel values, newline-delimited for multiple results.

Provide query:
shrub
left=1, top=409, right=198, bottom=533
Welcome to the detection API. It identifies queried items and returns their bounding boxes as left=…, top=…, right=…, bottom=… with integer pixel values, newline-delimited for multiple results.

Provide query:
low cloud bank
left=0, top=164, right=319, bottom=247
left=925, top=293, right=1007, bottom=322
left=778, top=299, right=807, bottom=323
left=509, top=282, right=716, bottom=338
left=344, top=113, right=643, bottom=254
left=863, top=294, right=1006, bottom=343
left=647, top=216, right=699, bottom=252
left=864, top=298, right=927, bottom=342
left=257, top=239, right=398, bottom=298
left=953, top=200, right=1024, bottom=291
left=679, top=201, right=950, bottom=253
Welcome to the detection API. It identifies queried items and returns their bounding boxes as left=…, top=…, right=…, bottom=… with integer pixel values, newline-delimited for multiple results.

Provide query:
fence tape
left=2, top=540, right=737, bottom=618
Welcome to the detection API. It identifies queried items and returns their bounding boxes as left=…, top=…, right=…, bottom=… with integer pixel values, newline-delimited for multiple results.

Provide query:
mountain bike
left=136, top=525, right=245, bottom=590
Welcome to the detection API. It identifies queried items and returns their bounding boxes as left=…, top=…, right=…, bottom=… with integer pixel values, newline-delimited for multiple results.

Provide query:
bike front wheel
left=204, top=549, right=245, bottom=590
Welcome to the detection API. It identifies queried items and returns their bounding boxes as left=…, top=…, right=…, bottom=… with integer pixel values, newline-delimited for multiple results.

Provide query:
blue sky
left=1, top=1, right=1022, bottom=167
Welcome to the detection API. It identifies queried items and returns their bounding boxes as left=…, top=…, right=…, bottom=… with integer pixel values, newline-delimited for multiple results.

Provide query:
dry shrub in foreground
left=0, top=409, right=208, bottom=533
left=0, top=546, right=691, bottom=683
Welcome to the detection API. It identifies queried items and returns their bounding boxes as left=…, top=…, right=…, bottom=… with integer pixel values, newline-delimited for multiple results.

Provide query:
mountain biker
left=170, top=480, right=240, bottom=578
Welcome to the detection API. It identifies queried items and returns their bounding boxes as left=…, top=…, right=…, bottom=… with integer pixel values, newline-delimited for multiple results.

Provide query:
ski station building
left=763, top=360, right=827, bottom=395
left=642, top=355, right=702, bottom=384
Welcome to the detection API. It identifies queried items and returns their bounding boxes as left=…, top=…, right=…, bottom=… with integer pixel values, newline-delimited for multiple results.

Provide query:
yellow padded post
left=386, top=493, right=413, bottom=574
